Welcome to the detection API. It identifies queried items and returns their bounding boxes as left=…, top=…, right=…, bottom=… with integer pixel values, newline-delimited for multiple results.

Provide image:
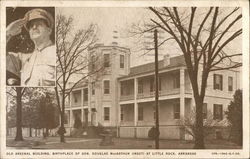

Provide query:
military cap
left=24, top=8, right=54, bottom=30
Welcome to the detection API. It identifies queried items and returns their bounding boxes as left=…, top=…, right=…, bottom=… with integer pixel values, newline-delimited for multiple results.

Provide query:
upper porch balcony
left=120, top=88, right=192, bottom=101
left=119, top=69, right=192, bottom=102
left=137, top=89, right=180, bottom=99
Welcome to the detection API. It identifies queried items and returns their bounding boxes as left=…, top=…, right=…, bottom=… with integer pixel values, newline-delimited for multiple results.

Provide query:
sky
left=57, top=7, right=242, bottom=67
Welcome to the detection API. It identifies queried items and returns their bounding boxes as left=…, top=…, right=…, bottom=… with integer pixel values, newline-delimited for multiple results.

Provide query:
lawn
left=6, top=137, right=241, bottom=149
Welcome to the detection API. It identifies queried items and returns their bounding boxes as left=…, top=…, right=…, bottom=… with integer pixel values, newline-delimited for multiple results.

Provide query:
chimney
left=163, top=54, right=170, bottom=67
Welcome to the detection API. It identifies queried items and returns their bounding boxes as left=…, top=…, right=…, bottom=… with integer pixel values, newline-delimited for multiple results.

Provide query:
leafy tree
left=6, top=88, right=58, bottom=138
left=226, top=89, right=242, bottom=146
left=39, top=92, right=59, bottom=137
left=6, top=87, right=25, bottom=141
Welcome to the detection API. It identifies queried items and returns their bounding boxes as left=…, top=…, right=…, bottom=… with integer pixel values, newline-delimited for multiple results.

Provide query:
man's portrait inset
left=6, top=7, right=56, bottom=86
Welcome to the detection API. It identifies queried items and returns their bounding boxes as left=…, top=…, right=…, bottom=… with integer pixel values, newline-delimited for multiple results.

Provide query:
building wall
left=71, top=90, right=81, bottom=107
left=63, top=44, right=241, bottom=140
left=204, top=96, right=232, bottom=119
left=198, top=64, right=240, bottom=99
left=88, top=45, right=131, bottom=127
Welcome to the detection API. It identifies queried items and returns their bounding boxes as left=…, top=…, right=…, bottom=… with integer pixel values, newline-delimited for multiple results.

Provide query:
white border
left=1, top=0, right=249, bottom=159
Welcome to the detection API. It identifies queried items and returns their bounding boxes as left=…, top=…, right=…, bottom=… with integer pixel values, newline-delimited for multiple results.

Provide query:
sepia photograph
left=1, top=0, right=249, bottom=159
left=6, top=6, right=243, bottom=149
left=6, top=7, right=56, bottom=86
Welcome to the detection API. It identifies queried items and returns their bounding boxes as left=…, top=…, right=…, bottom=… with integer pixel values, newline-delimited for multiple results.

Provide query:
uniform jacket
left=7, top=44, right=56, bottom=86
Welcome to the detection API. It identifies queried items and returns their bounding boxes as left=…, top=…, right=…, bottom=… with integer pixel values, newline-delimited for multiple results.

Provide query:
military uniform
left=7, top=44, right=56, bottom=86
left=6, top=8, right=55, bottom=86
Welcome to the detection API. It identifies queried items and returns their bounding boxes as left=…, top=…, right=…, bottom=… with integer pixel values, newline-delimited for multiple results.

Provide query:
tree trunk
left=60, top=119, right=65, bottom=142
left=60, top=109, right=65, bottom=142
left=15, top=87, right=23, bottom=141
left=194, top=98, right=205, bottom=149
left=46, top=128, right=49, bottom=137
left=29, top=126, right=32, bottom=137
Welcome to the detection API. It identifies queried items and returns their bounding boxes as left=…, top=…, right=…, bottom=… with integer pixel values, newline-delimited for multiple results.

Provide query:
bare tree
left=129, top=7, right=242, bottom=148
left=55, top=13, right=103, bottom=142
left=147, top=7, right=242, bottom=149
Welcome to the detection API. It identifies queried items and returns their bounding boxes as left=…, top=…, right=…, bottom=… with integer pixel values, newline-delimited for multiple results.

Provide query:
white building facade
left=63, top=43, right=241, bottom=139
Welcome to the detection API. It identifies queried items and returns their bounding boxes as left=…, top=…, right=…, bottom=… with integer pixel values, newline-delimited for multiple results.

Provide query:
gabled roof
left=120, top=55, right=186, bottom=79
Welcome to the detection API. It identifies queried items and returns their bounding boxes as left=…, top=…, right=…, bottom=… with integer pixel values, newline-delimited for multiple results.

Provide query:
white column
left=117, top=81, right=121, bottom=125
left=88, top=82, right=92, bottom=125
left=134, top=78, right=138, bottom=138
left=81, top=108, right=84, bottom=124
left=69, top=110, right=73, bottom=128
left=81, top=89, right=84, bottom=123
left=81, top=89, right=84, bottom=106
left=180, top=68, right=185, bottom=118
left=134, top=78, right=138, bottom=126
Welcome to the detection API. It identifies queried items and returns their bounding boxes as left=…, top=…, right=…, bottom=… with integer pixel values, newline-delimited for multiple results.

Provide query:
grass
left=6, top=137, right=240, bottom=149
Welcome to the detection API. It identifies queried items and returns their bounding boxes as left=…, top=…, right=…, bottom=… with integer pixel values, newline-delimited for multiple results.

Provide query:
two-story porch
left=63, top=88, right=89, bottom=136
left=118, top=68, right=194, bottom=139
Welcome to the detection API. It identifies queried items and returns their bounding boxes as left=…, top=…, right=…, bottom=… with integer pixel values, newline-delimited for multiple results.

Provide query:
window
left=104, top=80, right=110, bottom=94
left=91, top=55, right=95, bottom=71
left=150, top=77, right=155, bottom=92
left=104, top=54, right=110, bottom=67
left=120, top=107, right=124, bottom=121
left=213, top=104, right=223, bottom=120
left=104, top=107, right=110, bottom=121
left=153, top=107, right=156, bottom=120
left=65, top=94, right=70, bottom=105
left=64, top=111, right=69, bottom=124
left=92, top=82, right=95, bottom=95
left=173, top=73, right=180, bottom=88
left=83, top=89, right=88, bottom=101
left=138, top=106, right=143, bottom=121
left=159, top=77, right=162, bottom=91
left=228, top=76, right=233, bottom=91
left=138, top=79, right=143, bottom=94
left=214, top=74, right=223, bottom=90
left=120, top=83, right=124, bottom=95
left=73, top=92, right=78, bottom=103
left=203, top=103, right=207, bottom=119
left=174, top=103, right=180, bottom=119
left=120, top=55, right=124, bottom=68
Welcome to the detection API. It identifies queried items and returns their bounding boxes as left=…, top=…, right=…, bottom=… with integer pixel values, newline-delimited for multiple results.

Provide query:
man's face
left=28, top=19, right=51, bottom=42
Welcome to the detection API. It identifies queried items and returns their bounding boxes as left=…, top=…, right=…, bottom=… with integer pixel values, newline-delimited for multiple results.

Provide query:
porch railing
left=119, top=88, right=194, bottom=101
left=71, top=103, right=82, bottom=107
left=137, top=89, right=180, bottom=99
left=120, top=94, right=134, bottom=101
left=83, top=101, right=88, bottom=106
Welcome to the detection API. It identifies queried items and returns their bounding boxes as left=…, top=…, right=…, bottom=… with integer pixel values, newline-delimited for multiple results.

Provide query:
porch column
left=81, top=108, right=84, bottom=125
left=134, top=78, right=138, bottom=138
left=118, top=81, right=121, bottom=125
left=180, top=68, right=185, bottom=118
left=69, top=110, right=73, bottom=128
left=81, top=89, right=84, bottom=123
left=81, top=89, right=83, bottom=107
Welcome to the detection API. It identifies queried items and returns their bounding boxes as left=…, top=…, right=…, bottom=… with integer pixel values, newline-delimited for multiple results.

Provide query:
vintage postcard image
left=0, top=0, right=249, bottom=159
